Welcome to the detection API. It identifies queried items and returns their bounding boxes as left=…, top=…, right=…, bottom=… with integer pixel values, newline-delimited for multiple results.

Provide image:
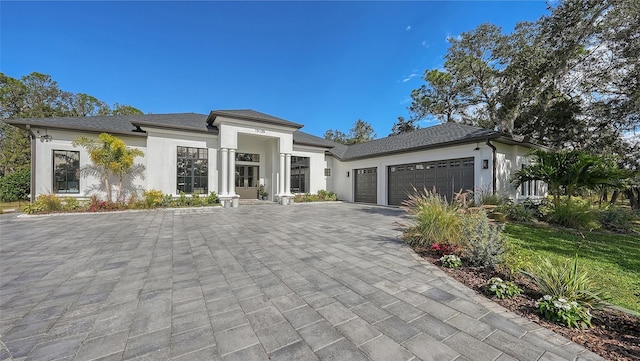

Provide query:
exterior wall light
left=482, top=159, right=489, bottom=169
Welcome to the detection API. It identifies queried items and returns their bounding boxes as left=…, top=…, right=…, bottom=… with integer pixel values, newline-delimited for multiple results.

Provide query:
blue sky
left=1, top=1, right=549, bottom=138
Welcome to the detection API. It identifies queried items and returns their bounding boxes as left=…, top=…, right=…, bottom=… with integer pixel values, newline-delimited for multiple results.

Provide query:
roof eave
left=131, top=120, right=219, bottom=134
left=207, top=110, right=304, bottom=129
left=2, top=119, right=146, bottom=137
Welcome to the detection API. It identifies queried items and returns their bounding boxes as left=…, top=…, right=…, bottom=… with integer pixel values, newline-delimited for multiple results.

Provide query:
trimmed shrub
left=62, top=196, right=82, bottom=211
left=402, top=188, right=463, bottom=248
left=317, top=189, right=337, bottom=201
left=0, top=169, right=30, bottom=202
left=460, top=210, right=506, bottom=268
left=143, top=189, right=164, bottom=208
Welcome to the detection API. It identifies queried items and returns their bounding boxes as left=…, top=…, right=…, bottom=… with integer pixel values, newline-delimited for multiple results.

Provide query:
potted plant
left=258, top=185, right=268, bottom=200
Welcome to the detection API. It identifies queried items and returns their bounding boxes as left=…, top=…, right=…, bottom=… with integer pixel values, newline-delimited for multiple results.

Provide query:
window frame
left=176, top=146, right=208, bottom=194
left=52, top=150, right=80, bottom=194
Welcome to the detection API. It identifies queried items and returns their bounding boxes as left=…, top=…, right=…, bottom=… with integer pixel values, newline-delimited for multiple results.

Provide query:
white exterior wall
left=31, top=128, right=147, bottom=197
left=330, top=143, right=494, bottom=205
left=292, top=145, right=328, bottom=194
left=144, top=128, right=218, bottom=196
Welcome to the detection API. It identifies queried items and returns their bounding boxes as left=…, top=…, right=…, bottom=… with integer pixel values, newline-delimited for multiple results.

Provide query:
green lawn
left=0, top=200, right=27, bottom=211
left=504, top=223, right=640, bottom=313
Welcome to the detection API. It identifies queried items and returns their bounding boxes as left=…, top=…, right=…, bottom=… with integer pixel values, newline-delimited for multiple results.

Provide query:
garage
left=388, top=157, right=475, bottom=206
left=354, top=167, right=377, bottom=203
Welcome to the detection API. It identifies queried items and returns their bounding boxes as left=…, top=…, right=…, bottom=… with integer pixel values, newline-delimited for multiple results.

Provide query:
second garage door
left=388, top=157, right=475, bottom=206
left=354, top=167, right=377, bottom=203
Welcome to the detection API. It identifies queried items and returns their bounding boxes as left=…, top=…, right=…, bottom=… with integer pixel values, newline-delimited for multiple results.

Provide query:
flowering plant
left=536, top=295, right=592, bottom=329
left=440, top=254, right=462, bottom=268
left=486, top=277, right=521, bottom=299
left=429, top=243, right=460, bottom=256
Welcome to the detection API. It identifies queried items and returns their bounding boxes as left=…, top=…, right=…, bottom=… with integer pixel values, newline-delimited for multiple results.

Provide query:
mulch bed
left=416, top=249, right=640, bottom=361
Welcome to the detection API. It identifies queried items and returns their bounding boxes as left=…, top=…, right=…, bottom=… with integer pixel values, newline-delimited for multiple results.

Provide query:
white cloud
left=402, top=72, right=419, bottom=83
left=406, top=25, right=411, bottom=31
left=421, top=40, right=429, bottom=48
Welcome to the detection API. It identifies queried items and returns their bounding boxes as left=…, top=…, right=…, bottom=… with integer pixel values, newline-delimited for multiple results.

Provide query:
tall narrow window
left=177, top=146, right=208, bottom=194
left=290, top=156, right=310, bottom=193
left=53, top=150, right=80, bottom=193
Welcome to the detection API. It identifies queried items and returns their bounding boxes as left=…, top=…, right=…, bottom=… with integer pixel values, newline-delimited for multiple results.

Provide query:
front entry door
left=235, top=165, right=259, bottom=199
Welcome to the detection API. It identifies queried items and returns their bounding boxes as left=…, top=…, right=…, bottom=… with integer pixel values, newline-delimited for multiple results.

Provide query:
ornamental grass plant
left=401, top=187, right=463, bottom=248
left=523, top=256, right=609, bottom=310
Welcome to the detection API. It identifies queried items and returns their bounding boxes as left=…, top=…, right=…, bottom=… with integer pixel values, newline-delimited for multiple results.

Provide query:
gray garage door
left=388, top=157, right=475, bottom=206
left=354, top=167, right=377, bottom=203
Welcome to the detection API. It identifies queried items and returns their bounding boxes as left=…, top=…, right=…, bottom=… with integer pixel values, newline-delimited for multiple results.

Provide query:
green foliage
left=504, top=223, right=639, bottom=312
left=486, top=277, right=522, bottom=299
left=294, top=190, right=337, bottom=203
left=21, top=202, right=44, bottom=215
left=504, top=203, right=537, bottom=223
left=72, top=133, right=145, bottom=202
left=460, top=210, right=507, bottom=268
left=206, top=191, right=219, bottom=204
left=37, top=194, right=63, bottom=212
left=1, top=72, right=142, bottom=177
left=324, top=119, right=376, bottom=145
left=62, top=196, right=82, bottom=211
left=598, top=207, right=639, bottom=234
left=523, top=257, right=608, bottom=310
left=537, top=295, right=592, bottom=329
left=390, top=116, right=420, bottom=136
left=402, top=188, right=463, bottom=248
left=143, top=189, right=164, bottom=209
left=317, top=189, right=337, bottom=201
left=440, top=254, right=462, bottom=268
left=512, top=150, right=628, bottom=207
left=0, top=168, right=30, bottom=201
left=547, top=199, right=600, bottom=230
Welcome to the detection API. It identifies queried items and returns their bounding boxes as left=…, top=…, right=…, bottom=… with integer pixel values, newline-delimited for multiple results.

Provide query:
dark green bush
left=598, top=207, right=639, bottom=233
left=547, top=199, right=600, bottom=230
left=0, top=169, right=30, bottom=202
left=505, top=203, right=537, bottom=223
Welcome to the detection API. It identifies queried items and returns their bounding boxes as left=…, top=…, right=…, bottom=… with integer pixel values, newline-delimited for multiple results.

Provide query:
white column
left=220, top=148, right=228, bottom=196
left=279, top=153, right=285, bottom=196
left=285, top=154, right=291, bottom=195
left=228, top=148, right=236, bottom=196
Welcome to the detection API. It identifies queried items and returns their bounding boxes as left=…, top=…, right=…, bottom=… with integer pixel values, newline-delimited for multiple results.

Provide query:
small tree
left=72, top=133, right=144, bottom=202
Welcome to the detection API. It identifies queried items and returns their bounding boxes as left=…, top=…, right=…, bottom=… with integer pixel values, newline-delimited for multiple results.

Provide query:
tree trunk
left=609, top=190, right=619, bottom=206
left=116, top=176, right=123, bottom=202
left=626, top=188, right=640, bottom=210
left=104, top=177, right=112, bottom=202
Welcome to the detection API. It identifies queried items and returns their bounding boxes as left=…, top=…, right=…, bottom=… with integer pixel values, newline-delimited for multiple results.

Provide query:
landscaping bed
left=417, top=250, right=640, bottom=361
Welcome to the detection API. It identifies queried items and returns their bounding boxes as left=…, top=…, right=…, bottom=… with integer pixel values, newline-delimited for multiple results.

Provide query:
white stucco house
left=5, top=109, right=546, bottom=207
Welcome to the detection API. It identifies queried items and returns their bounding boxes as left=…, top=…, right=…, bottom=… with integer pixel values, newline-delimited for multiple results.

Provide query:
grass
left=0, top=200, right=28, bottom=211
left=504, top=223, right=640, bottom=312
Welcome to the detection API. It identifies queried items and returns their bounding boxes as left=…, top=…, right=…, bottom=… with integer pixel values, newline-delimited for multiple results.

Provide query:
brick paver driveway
left=0, top=203, right=602, bottom=361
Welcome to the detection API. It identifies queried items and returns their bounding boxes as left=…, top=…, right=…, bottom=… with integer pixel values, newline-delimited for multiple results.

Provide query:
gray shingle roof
left=333, top=123, right=500, bottom=160
left=207, top=109, right=303, bottom=129
left=4, top=113, right=209, bottom=136
left=293, top=131, right=341, bottom=148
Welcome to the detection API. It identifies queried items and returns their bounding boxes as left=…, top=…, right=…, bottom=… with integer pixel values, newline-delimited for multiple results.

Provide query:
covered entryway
left=354, top=167, right=377, bottom=203
left=235, top=165, right=259, bottom=199
left=388, top=157, right=474, bottom=206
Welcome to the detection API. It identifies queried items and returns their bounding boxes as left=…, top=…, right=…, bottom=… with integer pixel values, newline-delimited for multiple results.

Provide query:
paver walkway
left=0, top=203, right=603, bottom=361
